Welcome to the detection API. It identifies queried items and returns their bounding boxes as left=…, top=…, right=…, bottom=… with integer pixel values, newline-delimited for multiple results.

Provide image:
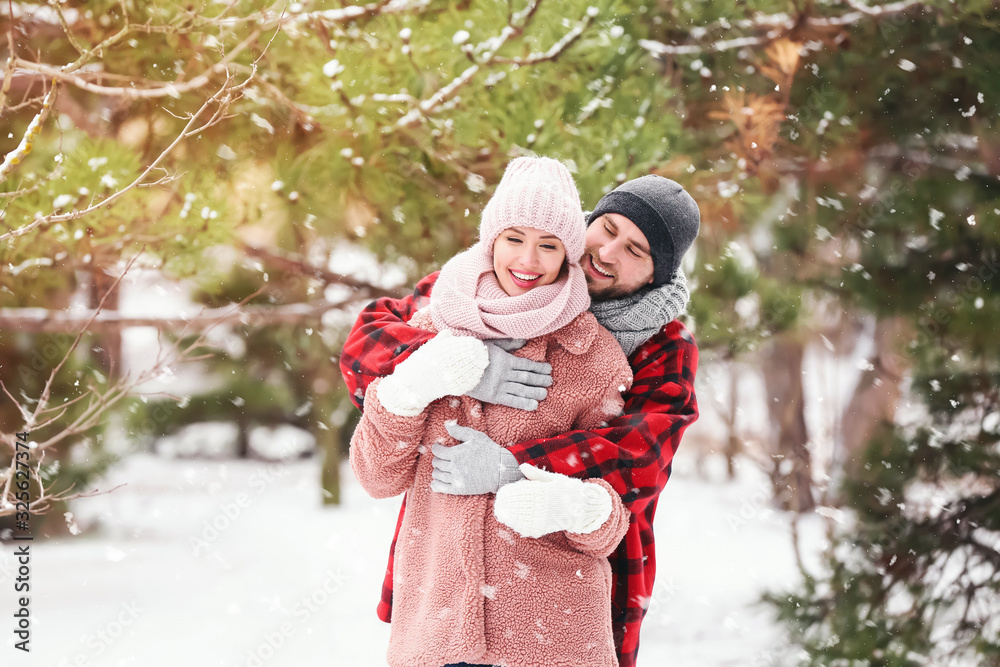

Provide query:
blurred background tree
left=2, top=0, right=999, bottom=661
left=636, top=1, right=999, bottom=663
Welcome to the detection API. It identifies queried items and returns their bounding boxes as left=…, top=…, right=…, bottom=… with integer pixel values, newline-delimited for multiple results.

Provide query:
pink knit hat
left=479, top=156, right=585, bottom=263
left=428, top=156, right=591, bottom=340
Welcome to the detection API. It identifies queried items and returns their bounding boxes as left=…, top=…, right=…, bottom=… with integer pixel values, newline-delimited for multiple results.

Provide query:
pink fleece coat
left=351, top=308, right=633, bottom=667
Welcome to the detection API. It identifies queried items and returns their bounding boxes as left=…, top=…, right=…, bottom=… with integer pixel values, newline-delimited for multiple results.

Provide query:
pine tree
left=1, top=0, right=688, bottom=513
left=637, top=1, right=1000, bottom=662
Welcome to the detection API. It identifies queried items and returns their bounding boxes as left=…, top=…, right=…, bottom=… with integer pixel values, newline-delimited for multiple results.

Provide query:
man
left=340, top=174, right=700, bottom=667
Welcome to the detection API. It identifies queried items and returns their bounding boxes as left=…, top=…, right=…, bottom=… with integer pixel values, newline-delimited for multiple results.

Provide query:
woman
left=350, top=157, right=632, bottom=667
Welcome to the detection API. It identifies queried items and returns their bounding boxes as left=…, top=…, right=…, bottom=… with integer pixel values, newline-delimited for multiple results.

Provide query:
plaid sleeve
left=339, top=272, right=439, bottom=410
left=506, top=320, right=700, bottom=667
left=507, top=320, right=698, bottom=500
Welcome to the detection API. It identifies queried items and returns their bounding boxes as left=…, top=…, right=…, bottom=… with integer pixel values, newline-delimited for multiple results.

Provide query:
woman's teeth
left=511, top=270, right=541, bottom=282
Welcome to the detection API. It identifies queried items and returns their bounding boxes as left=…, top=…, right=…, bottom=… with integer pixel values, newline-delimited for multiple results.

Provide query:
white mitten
left=376, top=330, right=489, bottom=417
left=494, top=464, right=613, bottom=538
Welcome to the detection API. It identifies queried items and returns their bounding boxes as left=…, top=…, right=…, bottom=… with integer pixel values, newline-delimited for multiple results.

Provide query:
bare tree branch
left=0, top=276, right=293, bottom=516
left=0, top=468, right=127, bottom=519
left=0, top=299, right=366, bottom=333
left=60, top=3, right=134, bottom=75
left=49, top=0, right=89, bottom=56
left=0, top=0, right=16, bottom=110
left=0, top=378, right=30, bottom=424
left=26, top=252, right=145, bottom=431
left=11, top=28, right=259, bottom=98
left=239, top=242, right=407, bottom=299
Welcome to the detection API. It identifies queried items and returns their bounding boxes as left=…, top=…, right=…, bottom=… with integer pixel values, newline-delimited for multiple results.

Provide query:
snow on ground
left=1, top=445, right=825, bottom=667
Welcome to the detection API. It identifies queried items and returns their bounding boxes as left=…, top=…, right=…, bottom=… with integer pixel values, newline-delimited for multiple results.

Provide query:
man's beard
left=584, top=252, right=642, bottom=301
left=585, top=272, right=638, bottom=301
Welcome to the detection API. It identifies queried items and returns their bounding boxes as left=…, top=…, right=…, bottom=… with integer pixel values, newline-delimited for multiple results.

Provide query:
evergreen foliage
left=2, top=0, right=999, bottom=659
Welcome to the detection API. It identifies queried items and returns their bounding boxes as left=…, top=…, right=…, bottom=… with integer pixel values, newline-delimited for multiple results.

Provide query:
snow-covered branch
left=395, top=0, right=596, bottom=129
left=639, top=0, right=930, bottom=57
left=640, top=34, right=778, bottom=57
left=771, top=142, right=994, bottom=178
left=0, top=72, right=252, bottom=244
left=493, top=7, right=598, bottom=65
left=395, top=64, right=481, bottom=128
left=0, top=83, right=56, bottom=182
left=835, top=0, right=926, bottom=24
left=293, top=0, right=429, bottom=25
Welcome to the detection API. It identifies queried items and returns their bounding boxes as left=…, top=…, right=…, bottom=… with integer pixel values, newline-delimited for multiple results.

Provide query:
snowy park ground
left=1, top=443, right=826, bottom=667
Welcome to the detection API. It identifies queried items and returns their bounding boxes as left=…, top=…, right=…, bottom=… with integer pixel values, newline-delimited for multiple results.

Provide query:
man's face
left=582, top=212, right=655, bottom=300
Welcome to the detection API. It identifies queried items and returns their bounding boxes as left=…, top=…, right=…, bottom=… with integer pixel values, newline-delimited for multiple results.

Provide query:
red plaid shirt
left=340, top=271, right=699, bottom=667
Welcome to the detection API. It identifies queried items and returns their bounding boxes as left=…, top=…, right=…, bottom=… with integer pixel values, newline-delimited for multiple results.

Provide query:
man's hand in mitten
left=465, top=339, right=552, bottom=411
left=493, top=464, right=613, bottom=538
left=376, top=331, right=489, bottom=417
left=430, top=422, right=525, bottom=495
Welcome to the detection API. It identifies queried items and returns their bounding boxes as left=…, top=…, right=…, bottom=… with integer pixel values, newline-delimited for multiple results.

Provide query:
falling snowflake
left=322, top=59, right=344, bottom=78
left=929, top=208, right=944, bottom=230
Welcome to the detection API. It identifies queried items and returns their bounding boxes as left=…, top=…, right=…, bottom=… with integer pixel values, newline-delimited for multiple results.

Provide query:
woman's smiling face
left=492, top=226, right=567, bottom=296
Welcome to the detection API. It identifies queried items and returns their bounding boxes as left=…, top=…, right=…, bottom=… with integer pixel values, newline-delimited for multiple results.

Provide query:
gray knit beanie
left=587, top=175, right=700, bottom=287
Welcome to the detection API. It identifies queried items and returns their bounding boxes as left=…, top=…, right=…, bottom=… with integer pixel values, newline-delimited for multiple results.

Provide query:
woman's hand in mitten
left=375, top=330, right=489, bottom=417
left=493, top=464, right=613, bottom=538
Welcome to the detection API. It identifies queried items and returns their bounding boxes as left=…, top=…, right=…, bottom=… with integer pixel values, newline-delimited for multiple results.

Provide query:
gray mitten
left=465, top=339, right=553, bottom=411
left=430, top=422, right=525, bottom=495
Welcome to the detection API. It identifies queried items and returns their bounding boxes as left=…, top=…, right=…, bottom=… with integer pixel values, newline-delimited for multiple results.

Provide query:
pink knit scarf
left=429, top=242, right=591, bottom=340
